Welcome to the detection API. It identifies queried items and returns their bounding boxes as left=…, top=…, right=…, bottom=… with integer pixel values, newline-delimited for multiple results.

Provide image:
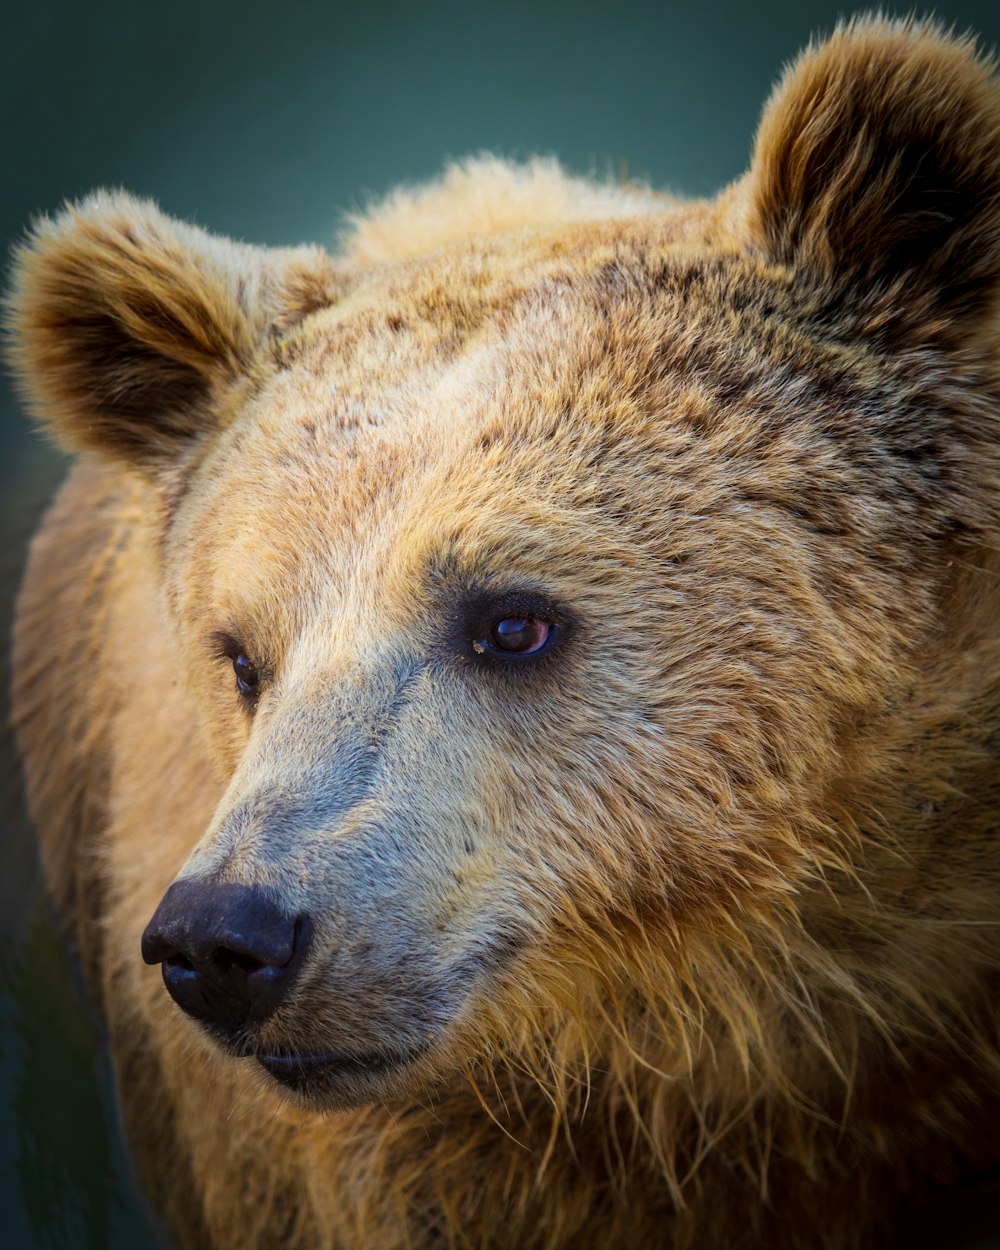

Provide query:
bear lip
left=255, top=1046, right=424, bottom=1091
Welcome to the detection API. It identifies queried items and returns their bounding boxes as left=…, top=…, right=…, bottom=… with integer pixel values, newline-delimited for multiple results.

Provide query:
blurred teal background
left=4, top=2, right=1000, bottom=1246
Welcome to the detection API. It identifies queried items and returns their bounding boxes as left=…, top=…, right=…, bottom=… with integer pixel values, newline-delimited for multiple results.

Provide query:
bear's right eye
left=233, top=653, right=259, bottom=699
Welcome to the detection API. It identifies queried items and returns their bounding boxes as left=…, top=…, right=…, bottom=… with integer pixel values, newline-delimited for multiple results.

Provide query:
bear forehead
left=210, top=217, right=869, bottom=520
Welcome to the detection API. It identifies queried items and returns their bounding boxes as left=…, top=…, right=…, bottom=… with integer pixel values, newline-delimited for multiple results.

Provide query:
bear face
left=8, top=16, right=1000, bottom=1249
left=138, top=219, right=987, bottom=1114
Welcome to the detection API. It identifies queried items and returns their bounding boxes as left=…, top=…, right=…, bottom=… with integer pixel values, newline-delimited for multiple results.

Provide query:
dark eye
left=485, top=617, right=553, bottom=655
left=233, top=653, right=259, bottom=697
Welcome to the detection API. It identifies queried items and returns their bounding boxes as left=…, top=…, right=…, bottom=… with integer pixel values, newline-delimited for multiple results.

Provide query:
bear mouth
left=255, top=1046, right=425, bottom=1100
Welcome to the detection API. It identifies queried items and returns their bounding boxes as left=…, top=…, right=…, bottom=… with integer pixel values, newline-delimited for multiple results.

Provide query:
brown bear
left=7, top=16, right=1000, bottom=1250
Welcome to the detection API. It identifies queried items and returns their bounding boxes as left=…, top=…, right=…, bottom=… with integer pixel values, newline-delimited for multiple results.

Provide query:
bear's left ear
left=742, top=18, right=1000, bottom=342
left=6, top=191, right=344, bottom=473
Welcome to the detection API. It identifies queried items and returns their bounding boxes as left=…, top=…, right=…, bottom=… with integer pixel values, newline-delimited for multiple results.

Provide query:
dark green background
left=3, top=3, right=1000, bottom=1247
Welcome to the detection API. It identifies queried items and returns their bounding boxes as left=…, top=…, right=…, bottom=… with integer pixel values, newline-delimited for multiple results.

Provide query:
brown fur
left=8, top=16, right=1000, bottom=1250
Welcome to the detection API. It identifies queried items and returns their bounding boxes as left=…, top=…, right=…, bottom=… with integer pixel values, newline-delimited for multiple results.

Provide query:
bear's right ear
left=6, top=192, right=344, bottom=472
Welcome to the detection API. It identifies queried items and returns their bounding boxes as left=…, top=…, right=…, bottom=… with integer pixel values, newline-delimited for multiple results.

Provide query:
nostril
left=214, top=947, right=267, bottom=976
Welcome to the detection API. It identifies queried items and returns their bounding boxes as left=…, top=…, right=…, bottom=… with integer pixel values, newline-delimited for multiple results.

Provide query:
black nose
left=141, top=880, right=312, bottom=1035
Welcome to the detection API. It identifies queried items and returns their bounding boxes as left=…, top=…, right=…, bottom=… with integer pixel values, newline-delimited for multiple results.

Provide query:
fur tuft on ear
left=6, top=192, right=343, bottom=470
left=743, top=16, right=1000, bottom=340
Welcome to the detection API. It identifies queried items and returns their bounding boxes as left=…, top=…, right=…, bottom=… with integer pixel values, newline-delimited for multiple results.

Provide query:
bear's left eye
left=233, top=653, right=259, bottom=698
left=473, top=615, right=559, bottom=659
left=488, top=617, right=553, bottom=654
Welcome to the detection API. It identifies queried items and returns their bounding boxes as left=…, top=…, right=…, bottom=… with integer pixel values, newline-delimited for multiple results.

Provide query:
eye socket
left=233, top=653, right=260, bottom=698
left=479, top=616, right=555, bottom=657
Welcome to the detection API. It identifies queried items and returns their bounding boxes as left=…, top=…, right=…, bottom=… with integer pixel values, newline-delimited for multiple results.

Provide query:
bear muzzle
left=141, top=879, right=313, bottom=1037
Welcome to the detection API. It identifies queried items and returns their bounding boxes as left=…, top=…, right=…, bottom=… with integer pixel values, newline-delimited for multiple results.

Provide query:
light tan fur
left=8, top=17, right=1000, bottom=1250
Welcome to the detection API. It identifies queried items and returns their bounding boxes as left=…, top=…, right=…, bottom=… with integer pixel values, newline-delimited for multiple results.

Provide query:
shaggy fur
left=8, top=17, right=1000, bottom=1250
